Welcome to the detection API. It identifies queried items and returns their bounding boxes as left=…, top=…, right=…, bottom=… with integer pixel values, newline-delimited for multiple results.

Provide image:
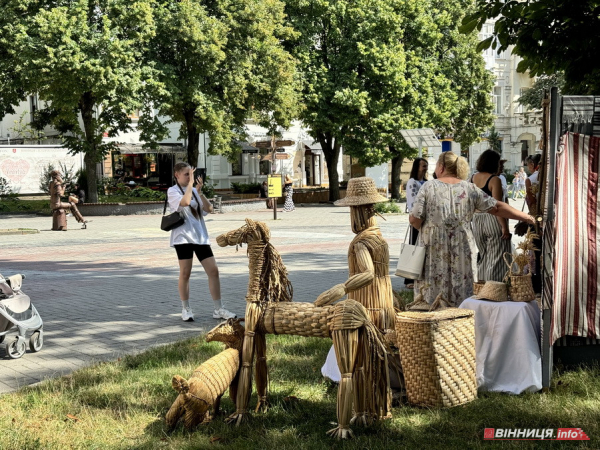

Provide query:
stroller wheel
left=7, top=338, right=26, bottom=359
left=29, top=331, right=43, bottom=352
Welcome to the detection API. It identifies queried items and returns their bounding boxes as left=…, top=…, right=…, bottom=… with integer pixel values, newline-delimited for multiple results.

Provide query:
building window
left=493, top=86, right=503, bottom=115
left=521, top=140, right=529, bottom=165
left=231, top=153, right=243, bottom=176
left=517, top=88, right=529, bottom=113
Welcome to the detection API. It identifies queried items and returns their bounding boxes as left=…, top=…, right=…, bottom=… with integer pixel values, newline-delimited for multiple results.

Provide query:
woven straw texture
left=347, top=227, right=396, bottom=330
left=472, top=281, right=485, bottom=296
left=474, top=281, right=508, bottom=302
left=395, top=309, right=477, bottom=408
left=166, top=347, right=240, bottom=429
left=334, top=177, right=388, bottom=206
left=509, top=274, right=536, bottom=302
left=261, top=302, right=333, bottom=337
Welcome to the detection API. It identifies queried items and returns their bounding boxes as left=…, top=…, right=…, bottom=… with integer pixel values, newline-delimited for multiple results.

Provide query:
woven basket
left=472, top=281, right=485, bottom=296
left=509, top=274, right=535, bottom=302
left=395, top=308, right=477, bottom=408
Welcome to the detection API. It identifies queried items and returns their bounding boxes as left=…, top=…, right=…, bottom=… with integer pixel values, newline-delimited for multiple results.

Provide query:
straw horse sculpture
left=216, top=218, right=391, bottom=439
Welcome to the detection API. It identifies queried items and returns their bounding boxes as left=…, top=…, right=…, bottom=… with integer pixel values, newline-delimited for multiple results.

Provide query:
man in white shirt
left=497, top=159, right=509, bottom=204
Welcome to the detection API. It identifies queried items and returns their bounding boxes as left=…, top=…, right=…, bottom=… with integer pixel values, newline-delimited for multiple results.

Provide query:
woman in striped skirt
left=471, top=150, right=512, bottom=282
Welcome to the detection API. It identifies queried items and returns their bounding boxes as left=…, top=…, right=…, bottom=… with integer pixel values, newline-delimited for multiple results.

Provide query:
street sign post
left=267, top=174, right=283, bottom=220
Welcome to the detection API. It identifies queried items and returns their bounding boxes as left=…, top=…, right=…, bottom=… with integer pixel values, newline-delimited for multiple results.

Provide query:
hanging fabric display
left=551, top=132, right=600, bottom=343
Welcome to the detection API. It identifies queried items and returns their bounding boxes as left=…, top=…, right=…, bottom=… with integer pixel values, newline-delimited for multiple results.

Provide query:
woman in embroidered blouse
left=409, top=152, right=534, bottom=306
left=404, top=158, right=428, bottom=289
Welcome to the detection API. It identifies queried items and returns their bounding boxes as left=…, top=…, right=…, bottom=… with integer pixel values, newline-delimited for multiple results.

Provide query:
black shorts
left=174, top=244, right=214, bottom=262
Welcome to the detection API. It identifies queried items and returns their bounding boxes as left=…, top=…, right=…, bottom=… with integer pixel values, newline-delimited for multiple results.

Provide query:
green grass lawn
left=1, top=334, right=598, bottom=449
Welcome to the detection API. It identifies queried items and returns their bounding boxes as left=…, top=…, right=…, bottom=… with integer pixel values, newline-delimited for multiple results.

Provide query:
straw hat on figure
left=317, top=177, right=401, bottom=394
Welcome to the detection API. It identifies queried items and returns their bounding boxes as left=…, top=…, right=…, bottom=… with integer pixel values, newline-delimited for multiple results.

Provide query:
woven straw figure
left=216, top=218, right=392, bottom=439
left=318, top=177, right=395, bottom=332
left=166, top=319, right=245, bottom=430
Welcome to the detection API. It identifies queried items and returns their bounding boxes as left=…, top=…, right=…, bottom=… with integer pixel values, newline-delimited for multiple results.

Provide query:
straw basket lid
left=334, top=177, right=388, bottom=206
left=396, top=308, right=474, bottom=324
left=474, top=281, right=508, bottom=302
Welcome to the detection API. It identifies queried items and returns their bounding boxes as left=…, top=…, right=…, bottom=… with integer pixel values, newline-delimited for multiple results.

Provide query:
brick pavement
left=0, top=205, right=410, bottom=394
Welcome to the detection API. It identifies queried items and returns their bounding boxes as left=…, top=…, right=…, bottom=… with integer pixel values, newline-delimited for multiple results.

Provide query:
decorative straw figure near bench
left=503, top=229, right=539, bottom=302
left=216, top=218, right=392, bottom=439
left=166, top=318, right=245, bottom=430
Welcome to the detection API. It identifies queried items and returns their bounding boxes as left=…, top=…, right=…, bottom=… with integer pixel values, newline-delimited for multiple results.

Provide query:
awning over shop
left=114, top=144, right=185, bottom=154
left=303, top=139, right=324, bottom=156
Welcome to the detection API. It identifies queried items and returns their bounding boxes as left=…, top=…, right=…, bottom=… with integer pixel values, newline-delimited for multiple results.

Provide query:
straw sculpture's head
left=205, top=318, right=245, bottom=350
left=349, top=205, right=377, bottom=234
left=216, top=218, right=271, bottom=247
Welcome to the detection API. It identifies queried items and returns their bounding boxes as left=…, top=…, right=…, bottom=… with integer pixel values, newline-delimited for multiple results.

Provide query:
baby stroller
left=0, top=273, right=43, bottom=359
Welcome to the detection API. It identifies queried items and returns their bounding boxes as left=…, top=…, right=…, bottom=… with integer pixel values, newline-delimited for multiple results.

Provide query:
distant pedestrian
left=168, top=162, right=236, bottom=322
left=258, top=180, right=272, bottom=209
left=497, top=159, right=509, bottom=203
left=283, top=174, right=295, bottom=212
left=73, top=183, right=85, bottom=205
left=403, top=157, right=428, bottom=289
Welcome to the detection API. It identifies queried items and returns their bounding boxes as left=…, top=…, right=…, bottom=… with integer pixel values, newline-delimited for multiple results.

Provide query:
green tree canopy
left=285, top=0, right=493, bottom=200
left=462, top=0, right=600, bottom=94
left=140, top=0, right=299, bottom=166
left=517, top=73, right=565, bottom=111
left=0, top=0, right=156, bottom=201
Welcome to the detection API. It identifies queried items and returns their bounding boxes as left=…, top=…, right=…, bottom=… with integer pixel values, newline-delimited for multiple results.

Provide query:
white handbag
left=395, top=226, right=426, bottom=280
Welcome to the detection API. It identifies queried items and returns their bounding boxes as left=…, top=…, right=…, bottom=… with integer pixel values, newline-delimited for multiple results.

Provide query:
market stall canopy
left=261, top=152, right=292, bottom=161
left=114, top=144, right=185, bottom=154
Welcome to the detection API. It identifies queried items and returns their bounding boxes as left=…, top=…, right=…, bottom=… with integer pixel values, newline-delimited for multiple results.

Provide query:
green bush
left=0, top=176, right=14, bottom=197
left=374, top=200, right=402, bottom=214
left=129, top=187, right=165, bottom=200
left=231, top=181, right=261, bottom=194
left=39, top=162, right=76, bottom=194
left=201, top=175, right=216, bottom=198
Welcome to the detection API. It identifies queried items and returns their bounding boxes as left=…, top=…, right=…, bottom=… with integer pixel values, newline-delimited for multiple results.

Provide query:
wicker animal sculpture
left=165, top=318, right=245, bottom=430
left=216, top=218, right=392, bottom=439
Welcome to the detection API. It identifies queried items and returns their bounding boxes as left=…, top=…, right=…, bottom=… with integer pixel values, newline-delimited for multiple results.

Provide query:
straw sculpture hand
left=315, top=283, right=346, bottom=306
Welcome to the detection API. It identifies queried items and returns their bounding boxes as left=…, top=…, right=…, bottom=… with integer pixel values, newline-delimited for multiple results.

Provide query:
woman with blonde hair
left=168, top=163, right=236, bottom=321
left=409, top=152, right=534, bottom=306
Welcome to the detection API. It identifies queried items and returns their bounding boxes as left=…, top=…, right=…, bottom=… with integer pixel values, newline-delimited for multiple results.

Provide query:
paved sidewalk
left=0, top=205, right=411, bottom=394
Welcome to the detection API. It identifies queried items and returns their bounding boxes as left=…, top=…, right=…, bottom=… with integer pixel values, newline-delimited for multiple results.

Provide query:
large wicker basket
left=395, top=308, right=477, bottom=408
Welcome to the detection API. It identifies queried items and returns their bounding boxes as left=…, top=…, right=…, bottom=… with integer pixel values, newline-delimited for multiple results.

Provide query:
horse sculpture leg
left=226, top=302, right=259, bottom=425
left=254, top=331, right=269, bottom=412
left=327, top=329, right=359, bottom=439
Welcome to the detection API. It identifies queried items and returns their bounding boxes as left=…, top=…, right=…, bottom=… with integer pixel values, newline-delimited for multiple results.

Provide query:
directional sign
left=252, top=141, right=271, bottom=148
left=252, top=139, right=295, bottom=149
left=267, top=175, right=282, bottom=198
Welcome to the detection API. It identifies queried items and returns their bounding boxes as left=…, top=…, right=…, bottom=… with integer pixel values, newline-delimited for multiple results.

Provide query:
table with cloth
left=459, top=297, right=542, bottom=394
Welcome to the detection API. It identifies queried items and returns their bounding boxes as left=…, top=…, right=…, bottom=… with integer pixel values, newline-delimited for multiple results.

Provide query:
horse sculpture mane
left=216, top=218, right=293, bottom=304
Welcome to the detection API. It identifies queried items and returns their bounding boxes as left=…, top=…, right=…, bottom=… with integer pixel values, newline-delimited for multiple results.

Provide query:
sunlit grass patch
left=1, top=334, right=599, bottom=449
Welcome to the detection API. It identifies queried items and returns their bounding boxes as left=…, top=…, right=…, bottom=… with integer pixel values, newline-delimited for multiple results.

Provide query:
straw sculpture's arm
left=315, top=245, right=374, bottom=307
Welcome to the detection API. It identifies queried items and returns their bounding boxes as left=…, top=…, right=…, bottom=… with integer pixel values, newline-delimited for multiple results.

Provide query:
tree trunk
left=390, top=149, right=403, bottom=200
left=184, top=110, right=200, bottom=166
left=80, top=92, right=99, bottom=203
left=318, top=133, right=340, bottom=202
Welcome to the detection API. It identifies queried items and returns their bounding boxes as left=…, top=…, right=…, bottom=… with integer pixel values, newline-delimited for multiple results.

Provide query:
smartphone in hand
left=194, top=168, right=206, bottom=183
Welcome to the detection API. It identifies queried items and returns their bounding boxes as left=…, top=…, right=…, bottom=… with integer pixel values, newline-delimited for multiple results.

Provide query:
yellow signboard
left=267, top=175, right=282, bottom=198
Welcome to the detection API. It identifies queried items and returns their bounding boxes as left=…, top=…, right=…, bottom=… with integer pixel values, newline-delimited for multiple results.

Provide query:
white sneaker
left=181, top=307, right=194, bottom=321
left=213, top=307, right=236, bottom=319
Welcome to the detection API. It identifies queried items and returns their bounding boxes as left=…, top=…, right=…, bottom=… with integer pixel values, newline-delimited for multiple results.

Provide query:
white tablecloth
left=459, top=297, right=542, bottom=394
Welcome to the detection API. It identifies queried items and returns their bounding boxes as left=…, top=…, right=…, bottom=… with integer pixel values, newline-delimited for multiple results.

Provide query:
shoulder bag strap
left=163, top=190, right=169, bottom=215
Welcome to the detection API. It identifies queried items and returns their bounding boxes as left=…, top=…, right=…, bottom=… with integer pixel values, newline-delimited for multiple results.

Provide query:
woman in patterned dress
left=409, top=152, right=534, bottom=306
left=283, top=174, right=295, bottom=212
left=404, top=158, right=428, bottom=289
